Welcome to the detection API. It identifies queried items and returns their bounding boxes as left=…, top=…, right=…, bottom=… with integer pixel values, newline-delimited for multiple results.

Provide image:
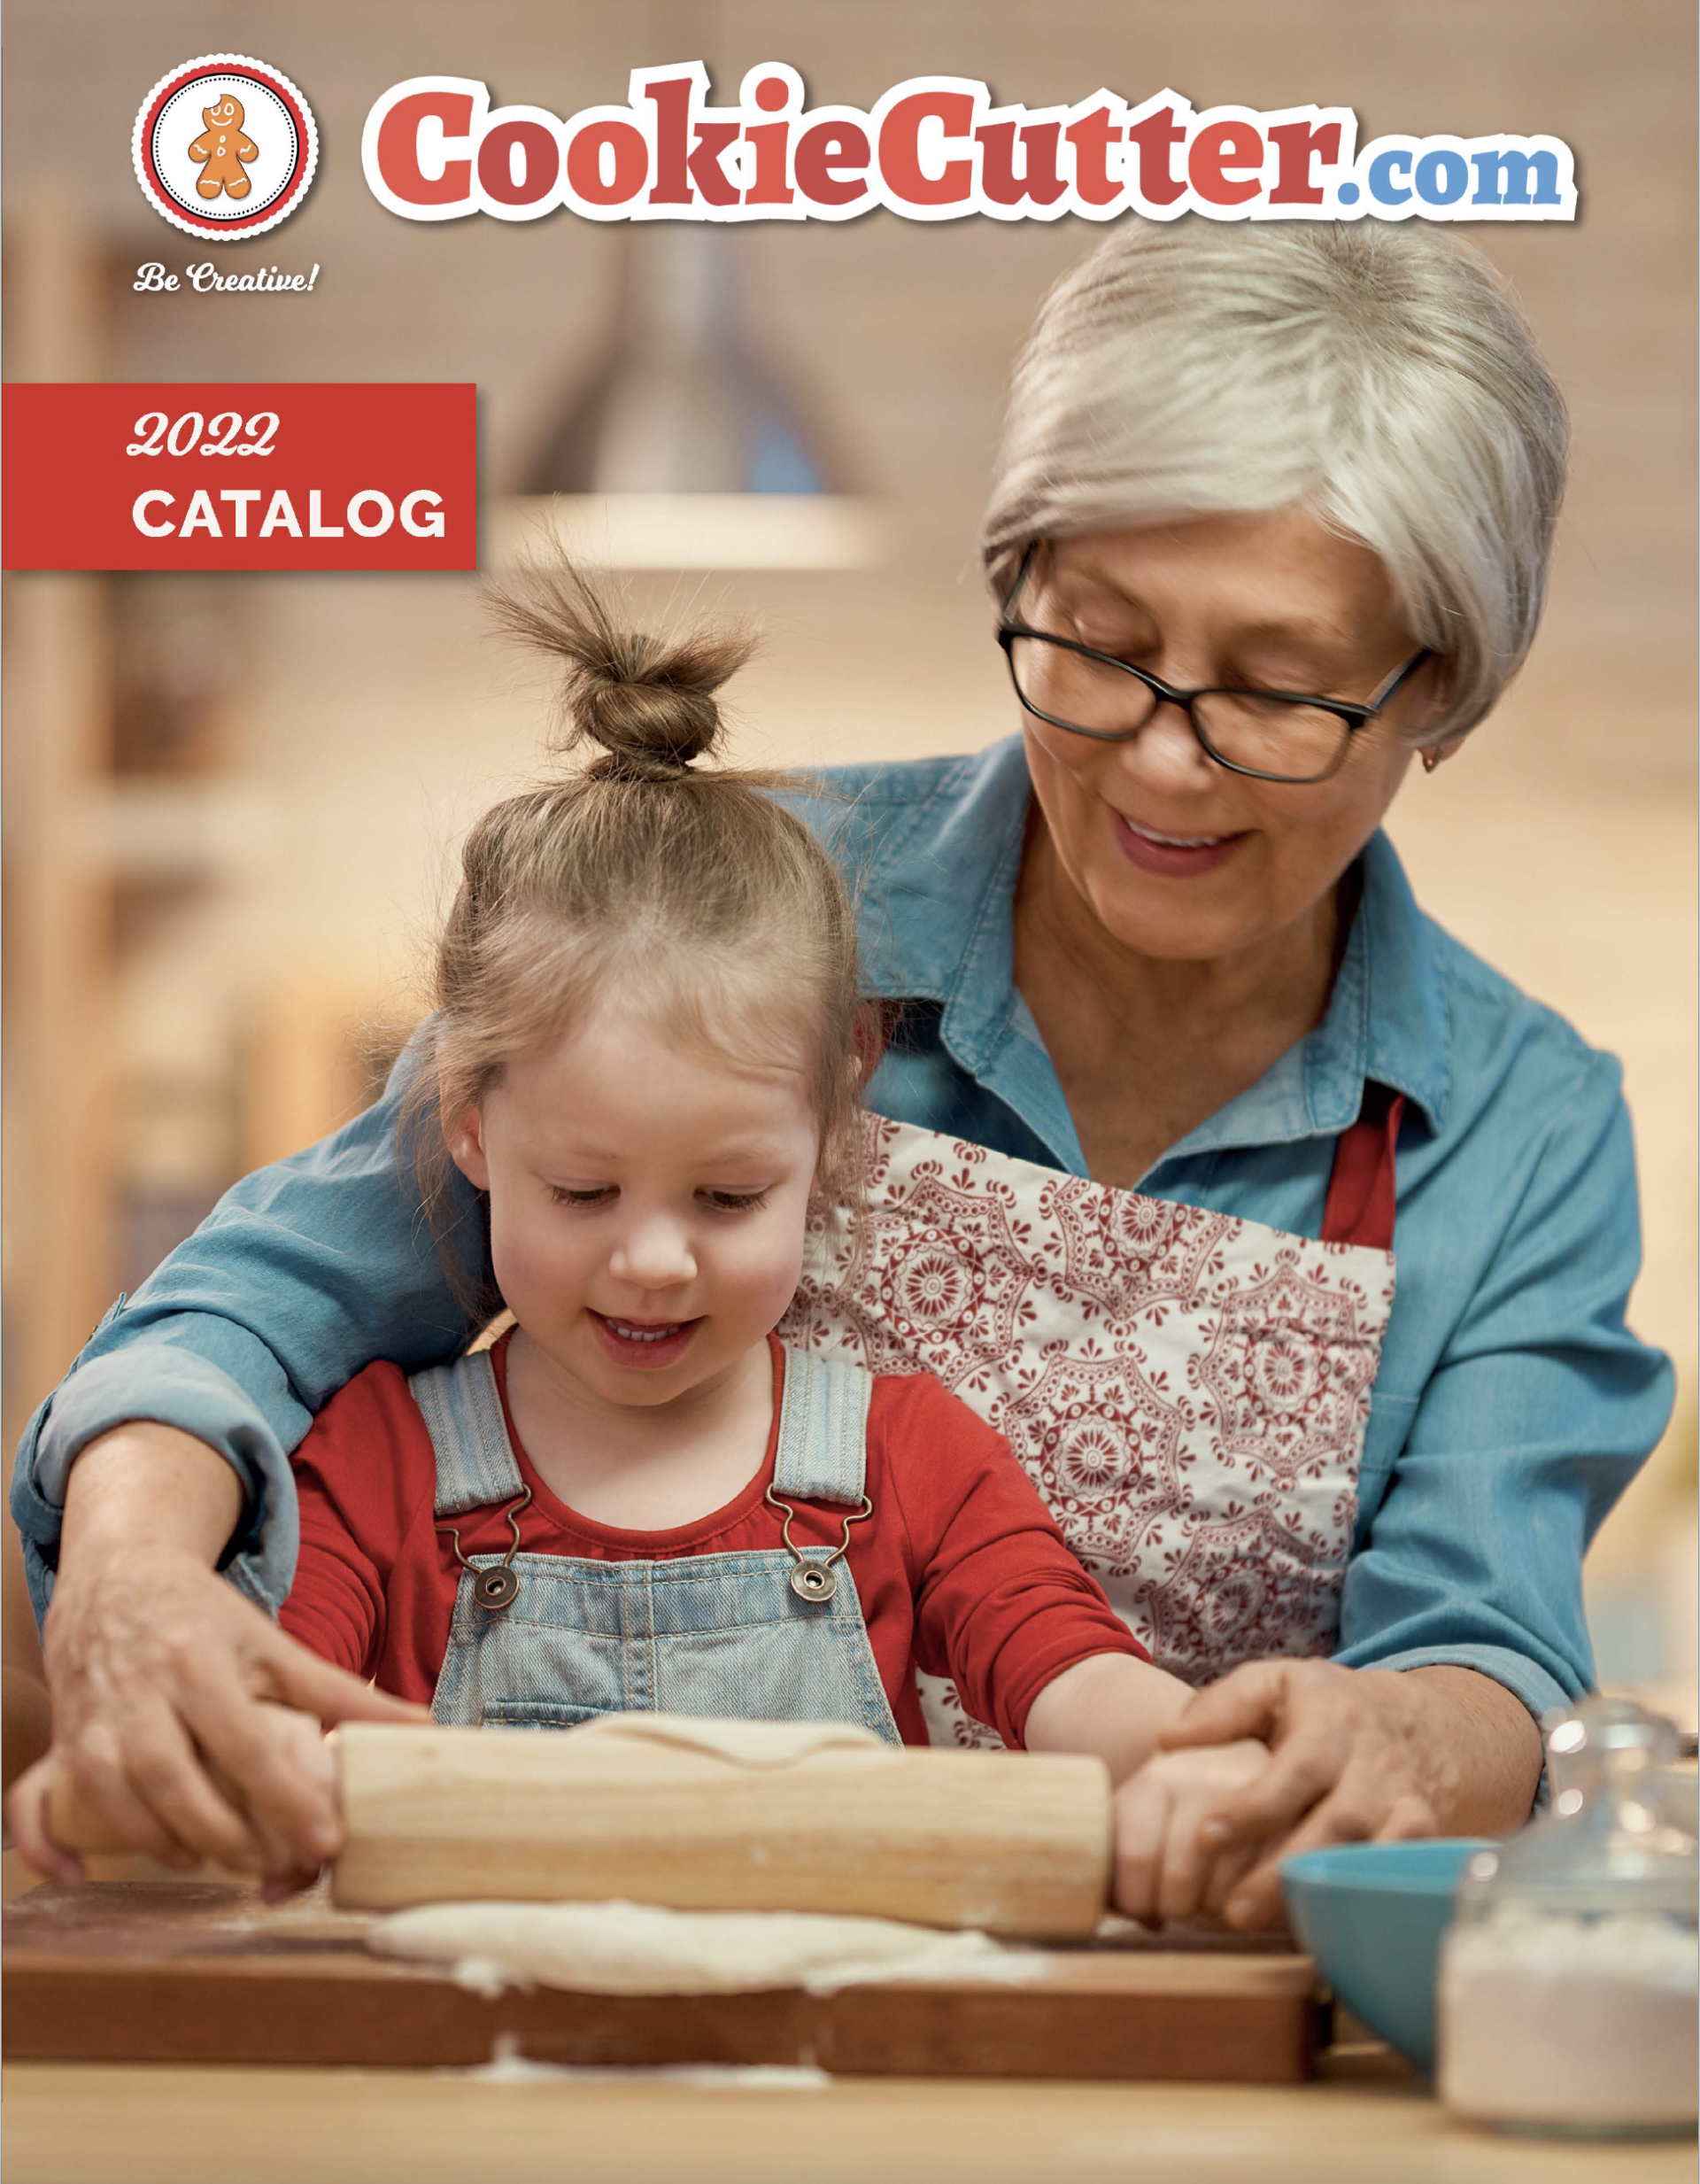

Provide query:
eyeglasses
left=997, top=542, right=1433, bottom=786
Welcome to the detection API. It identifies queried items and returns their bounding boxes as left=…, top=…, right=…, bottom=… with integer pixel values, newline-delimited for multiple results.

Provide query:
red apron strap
left=1321, top=1083, right=1405, bottom=1251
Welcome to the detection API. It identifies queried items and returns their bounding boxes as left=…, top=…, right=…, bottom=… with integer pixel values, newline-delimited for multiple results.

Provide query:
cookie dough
left=368, top=1896, right=1035, bottom=1996
left=568, top=1714, right=888, bottom=1769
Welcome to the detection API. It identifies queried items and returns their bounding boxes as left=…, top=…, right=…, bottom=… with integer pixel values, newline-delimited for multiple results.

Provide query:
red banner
left=3, top=383, right=476, bottom=571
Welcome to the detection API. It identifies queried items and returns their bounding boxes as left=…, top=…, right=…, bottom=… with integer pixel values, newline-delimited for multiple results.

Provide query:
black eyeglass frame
left=996, top=541, right=1435, bottom=786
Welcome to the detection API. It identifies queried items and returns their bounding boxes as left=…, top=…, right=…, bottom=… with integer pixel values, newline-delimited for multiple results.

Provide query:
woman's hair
left=406, top=562, right=869, bottom=1311
left=979, top=220, right=1569, bottom=742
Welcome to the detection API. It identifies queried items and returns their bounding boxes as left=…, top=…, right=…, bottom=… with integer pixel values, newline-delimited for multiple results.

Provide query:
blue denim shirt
left=13, top=735, right=1673, bottom=1723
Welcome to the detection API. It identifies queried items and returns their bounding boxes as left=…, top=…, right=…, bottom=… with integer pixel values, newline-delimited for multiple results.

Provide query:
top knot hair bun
left=485, top=559, right=758, bottom=782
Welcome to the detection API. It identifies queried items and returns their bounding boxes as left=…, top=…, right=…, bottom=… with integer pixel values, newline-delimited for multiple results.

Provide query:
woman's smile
left=1113, top=806, right=1247, bottom=879
left=1016, top=511, right=1435, bottom=969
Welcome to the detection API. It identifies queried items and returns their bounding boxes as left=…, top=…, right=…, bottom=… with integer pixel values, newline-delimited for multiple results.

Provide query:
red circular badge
left=133, top=54, right=318, bottom=241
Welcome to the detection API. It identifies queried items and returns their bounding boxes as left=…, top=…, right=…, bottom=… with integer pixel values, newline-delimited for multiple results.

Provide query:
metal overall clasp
left=436, top=1484, right=534, bottom=1613
left=764, top=1483, right=874, bottom=1604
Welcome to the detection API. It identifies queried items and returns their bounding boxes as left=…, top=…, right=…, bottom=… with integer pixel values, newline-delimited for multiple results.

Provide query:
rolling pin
left=47, top=1714, right=1113, bottom=1940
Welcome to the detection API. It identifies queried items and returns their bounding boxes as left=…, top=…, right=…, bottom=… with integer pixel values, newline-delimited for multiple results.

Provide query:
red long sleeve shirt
left=280, top=1333, right=1146, bottom=1747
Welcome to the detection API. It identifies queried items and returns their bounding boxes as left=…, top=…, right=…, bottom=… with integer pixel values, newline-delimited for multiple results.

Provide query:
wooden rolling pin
left=48, top=1715, right=1113, bottom=1940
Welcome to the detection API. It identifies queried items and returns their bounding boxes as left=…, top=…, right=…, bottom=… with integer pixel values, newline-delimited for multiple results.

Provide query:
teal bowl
left=1280, top=1839, right=1489, bottom=2074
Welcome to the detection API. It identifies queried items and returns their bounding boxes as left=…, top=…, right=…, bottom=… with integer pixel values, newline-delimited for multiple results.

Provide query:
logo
left=133, top=54, right=318, bottom=240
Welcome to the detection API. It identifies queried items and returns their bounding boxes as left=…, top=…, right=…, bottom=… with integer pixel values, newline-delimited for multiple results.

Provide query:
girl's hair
left=405, top=561, right=869, bottom=1313
left=979, top=220, right=1569, bottom=743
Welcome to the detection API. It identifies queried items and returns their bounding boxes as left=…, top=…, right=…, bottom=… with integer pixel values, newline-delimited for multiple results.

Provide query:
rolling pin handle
left=43, top=1768, right=133, bottom=1858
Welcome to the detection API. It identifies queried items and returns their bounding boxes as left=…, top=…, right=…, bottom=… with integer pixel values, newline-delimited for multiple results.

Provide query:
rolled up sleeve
left=1335, top=1049, right=1676, bottom=1721
left=9, top=1028, right=485, bottom=1624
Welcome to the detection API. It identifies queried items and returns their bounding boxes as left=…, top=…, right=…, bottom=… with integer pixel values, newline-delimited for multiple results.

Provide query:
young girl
left=277, top=567, right=1261, bottom=1856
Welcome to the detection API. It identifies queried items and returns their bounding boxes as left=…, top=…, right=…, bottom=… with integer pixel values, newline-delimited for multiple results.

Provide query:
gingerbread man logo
left=135, top=58, right=318, bottom=239
left=188, top=93, right=259, bottom=200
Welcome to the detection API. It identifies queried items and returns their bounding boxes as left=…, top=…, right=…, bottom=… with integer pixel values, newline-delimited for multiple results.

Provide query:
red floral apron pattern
left=778, top=1112, right=1397, bottom=1746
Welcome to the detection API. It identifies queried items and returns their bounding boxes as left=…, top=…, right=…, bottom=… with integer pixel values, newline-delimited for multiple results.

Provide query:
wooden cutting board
left=3, top=1882, right=1321, bottom=2081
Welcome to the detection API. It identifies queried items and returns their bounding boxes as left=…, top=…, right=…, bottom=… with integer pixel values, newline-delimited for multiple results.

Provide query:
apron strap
left=409, top=1351, right=527, bottom=1517
left=772, top=1345, right=874, bottom=1506
left=1321, top=1081, right=1406, bottom=1251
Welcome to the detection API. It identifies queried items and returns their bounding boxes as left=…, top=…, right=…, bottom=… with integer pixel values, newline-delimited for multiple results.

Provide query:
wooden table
left=4, top=1865, right=1692, bottom=2180
left=4, top=2056, right=1693, bottom=2183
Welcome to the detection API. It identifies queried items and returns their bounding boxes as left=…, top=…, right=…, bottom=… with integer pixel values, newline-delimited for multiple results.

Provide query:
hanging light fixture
left=491, top=225, right=885, bottom=570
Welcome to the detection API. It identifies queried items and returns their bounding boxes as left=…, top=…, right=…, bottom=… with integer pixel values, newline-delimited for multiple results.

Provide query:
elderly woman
left=9, top=221, right=1671, bottom=1922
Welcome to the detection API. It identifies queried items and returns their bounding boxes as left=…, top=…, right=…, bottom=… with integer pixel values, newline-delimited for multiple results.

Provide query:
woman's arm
left=12, top=1029, right=483, bottom=1625
left=1327, top=1050, right=1671, bottom=1714
left=4, top=1520, right=50, bottom=1796
left=6, top=1033, right=465, bottom=1874
left=1140, top=1049, right=1669, bottom=1927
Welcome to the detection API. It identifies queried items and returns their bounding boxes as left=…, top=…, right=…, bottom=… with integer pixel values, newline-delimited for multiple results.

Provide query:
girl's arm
left=276, top=1364, right=422, bottom=1684
left=1025, top=1652, right=1274, bottom=1927
left=885, top=1381, right=1279, bottom=1925
left=885, top=1374, right=1183, bottom=1756
left=1022, top=1650, right=1192, bottom=1782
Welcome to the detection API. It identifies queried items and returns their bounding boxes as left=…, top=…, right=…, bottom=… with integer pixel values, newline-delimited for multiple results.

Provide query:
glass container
left=1437, top=1696, right=1697, bottom=2137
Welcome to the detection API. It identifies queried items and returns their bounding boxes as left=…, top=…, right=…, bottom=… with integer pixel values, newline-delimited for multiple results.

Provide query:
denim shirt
left=13, top=735, right=1673, bottom=1723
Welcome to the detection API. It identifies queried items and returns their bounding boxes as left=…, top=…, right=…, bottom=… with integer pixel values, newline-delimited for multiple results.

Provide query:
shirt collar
left=1350, top=827, right=1453, bottom=1130
left=857, top=735, right=1032, bottom=1040
left=860, top=733, right=1452, bottom=1152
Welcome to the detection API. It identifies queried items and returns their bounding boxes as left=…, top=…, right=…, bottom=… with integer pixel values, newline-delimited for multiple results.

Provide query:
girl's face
left=449, top=1003, right=821, bottom=1410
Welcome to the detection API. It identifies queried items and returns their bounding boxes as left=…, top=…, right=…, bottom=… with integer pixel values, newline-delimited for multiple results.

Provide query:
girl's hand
left=1110, top=1739, right=1271, bottom=1929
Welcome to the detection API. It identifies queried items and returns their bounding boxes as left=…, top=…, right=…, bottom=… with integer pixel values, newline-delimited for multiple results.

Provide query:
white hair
left=979, top=221, right=1569, bottom=740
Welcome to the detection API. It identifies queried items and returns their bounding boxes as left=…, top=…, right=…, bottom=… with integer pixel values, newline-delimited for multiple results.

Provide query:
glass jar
left=1437, top=1696, right=1698, bottom=2138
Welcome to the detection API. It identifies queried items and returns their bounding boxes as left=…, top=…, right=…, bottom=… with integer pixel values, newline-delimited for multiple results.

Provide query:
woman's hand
left=1154, top=1658, right=1542, bottom=1929
left=9, top=1421, right=424, bottom=1886
left=11, top=1541, right=421, bottom=1886
left=1111, top=1739, right=1270, bottom=1927
left=10, top=1690, right=345, bottom=1899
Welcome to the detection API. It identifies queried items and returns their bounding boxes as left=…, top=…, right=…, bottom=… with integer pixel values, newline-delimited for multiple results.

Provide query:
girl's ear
left=852, top=999, right=891, bottom=1093
left=445, top=1101, right=491, bottom=1191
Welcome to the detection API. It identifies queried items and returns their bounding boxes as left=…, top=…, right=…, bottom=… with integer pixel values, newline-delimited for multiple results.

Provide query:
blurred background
left=4, top=0, right=1695, bottom=1718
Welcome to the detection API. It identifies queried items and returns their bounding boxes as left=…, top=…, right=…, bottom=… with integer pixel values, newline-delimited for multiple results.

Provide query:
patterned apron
left=778, top=1093, right=1402, bottom=1749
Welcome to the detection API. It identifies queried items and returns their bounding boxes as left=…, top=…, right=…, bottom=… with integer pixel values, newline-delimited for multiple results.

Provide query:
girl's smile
left=588, top=1310, right=703, bottom=1368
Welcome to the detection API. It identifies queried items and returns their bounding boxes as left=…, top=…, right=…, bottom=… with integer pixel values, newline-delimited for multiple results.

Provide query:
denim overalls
left=410, top=1344, right=900, bottom=1744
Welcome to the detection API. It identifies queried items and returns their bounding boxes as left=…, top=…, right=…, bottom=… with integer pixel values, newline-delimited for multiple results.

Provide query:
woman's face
left=1014, top=508, right=1444, bottom=964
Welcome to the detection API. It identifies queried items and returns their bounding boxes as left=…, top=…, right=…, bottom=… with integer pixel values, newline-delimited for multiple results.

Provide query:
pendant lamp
left=491, top=225, right=885, bottom=570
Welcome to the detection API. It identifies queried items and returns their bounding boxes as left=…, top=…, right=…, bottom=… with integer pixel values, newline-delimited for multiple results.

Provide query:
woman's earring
left=1421, top=747, right=1443, bottom=775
